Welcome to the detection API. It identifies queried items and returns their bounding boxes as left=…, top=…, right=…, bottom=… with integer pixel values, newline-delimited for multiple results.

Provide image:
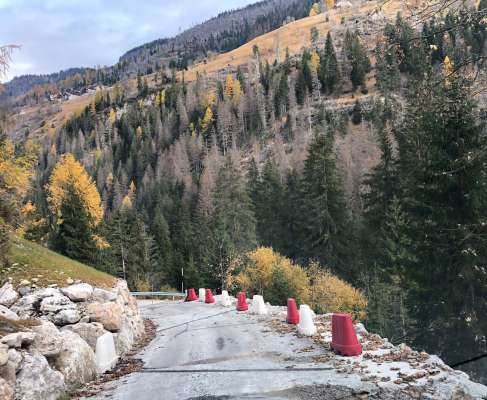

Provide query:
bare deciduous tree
left=0, top=45, right=20, bottom=78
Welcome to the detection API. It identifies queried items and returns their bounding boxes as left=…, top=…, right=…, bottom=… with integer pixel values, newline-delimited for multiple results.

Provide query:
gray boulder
left=92, top=287, right=117, bottom=302
left=53, top=309, right=81, bottom=326
left=14, top=353, right=65, bottom=400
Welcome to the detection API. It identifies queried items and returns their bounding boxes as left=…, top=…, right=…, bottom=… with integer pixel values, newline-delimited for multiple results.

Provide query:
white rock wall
left=0, top=279, right=145, bottom=399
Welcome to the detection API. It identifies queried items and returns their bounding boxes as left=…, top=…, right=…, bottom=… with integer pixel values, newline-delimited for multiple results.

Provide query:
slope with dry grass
left=1, top=236, right=116, bottom=289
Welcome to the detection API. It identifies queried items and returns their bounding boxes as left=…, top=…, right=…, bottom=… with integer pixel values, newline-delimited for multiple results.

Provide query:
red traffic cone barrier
left=236, top=292, right=248, bottom=311
left=205, top=289, right=216, bottom=304
left=185, top=288, right=198, bottom=302
left=331, top=313, right=362, bottom=356
left=286, top=298, right=299, bottom=324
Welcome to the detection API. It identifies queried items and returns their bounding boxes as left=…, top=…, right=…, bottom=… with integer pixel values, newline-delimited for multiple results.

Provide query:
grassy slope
left=1, top=236, right=116, bottom=289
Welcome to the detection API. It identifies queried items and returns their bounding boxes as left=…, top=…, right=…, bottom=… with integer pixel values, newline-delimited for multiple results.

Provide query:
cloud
left=0, top=0, right=256, bottom=82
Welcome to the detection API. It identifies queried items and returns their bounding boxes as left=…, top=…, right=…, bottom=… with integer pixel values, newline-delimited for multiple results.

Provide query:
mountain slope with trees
left=1, top=0, right=486, bottom=385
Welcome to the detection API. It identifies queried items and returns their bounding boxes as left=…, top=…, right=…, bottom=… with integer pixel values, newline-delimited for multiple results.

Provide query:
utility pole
left=121, top=243, right=126, bottom=282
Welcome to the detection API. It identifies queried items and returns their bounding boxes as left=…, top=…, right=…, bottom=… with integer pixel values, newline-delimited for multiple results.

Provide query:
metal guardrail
left=131, top=291, right=186, bottom=300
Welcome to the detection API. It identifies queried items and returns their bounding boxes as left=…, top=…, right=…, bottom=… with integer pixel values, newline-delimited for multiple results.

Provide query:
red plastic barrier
left=236, top=292, right=248, bottom=311
left=205, top=289, right=216, bottom=304
left=185, top=288, right=198, bottom=302
left=331, top=313, right=362, bottom=356
left=286, top=298, right=299, bottom=324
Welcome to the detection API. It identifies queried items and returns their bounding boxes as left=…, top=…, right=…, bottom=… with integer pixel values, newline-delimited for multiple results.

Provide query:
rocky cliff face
left=0, top=279, right=145, bottom=400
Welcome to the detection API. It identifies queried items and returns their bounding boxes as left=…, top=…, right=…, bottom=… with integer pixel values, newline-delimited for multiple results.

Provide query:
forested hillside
left=1, top=0, right=486, bottom=386
left=0, top=0, right=313, bottom=107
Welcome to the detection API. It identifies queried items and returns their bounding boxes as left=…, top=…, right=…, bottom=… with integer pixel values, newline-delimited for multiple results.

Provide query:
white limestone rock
left=0, top=305, right=18, bottom=321
left=10, top=288, right=61, bottom=318
left=61, top=283, right=93, bottom=302
left=39, top=294, right=76, bottom=313
left=31, top=321, right=64, bottom=357
left=54, top=330, right=97, bottom=387
left=0, top=284, right=18, bottom=308
left=355, top=322, right=368, bottom=336
left=14, top=353, right=65, bottom=400
left=92, top=287, right=117, bottom=302
left=62, top=322, right=107, bottom=351
left=0, top=377, right=13, bottom=400
left=7, top=349, right=22, bottom=372
left=0, top=344, right=8, bottom=366
left=95, top=332, right=118, bottom=374
left=1, top=332, right=36, bottom=348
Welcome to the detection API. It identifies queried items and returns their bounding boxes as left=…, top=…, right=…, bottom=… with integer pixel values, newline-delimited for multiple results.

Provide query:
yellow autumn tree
left=443, top=56, right=454, bottom=87
left=307, top=261, right=367, bottom=321
left=0, top=136, right=35, bottom=262
left=136, top=126, right=143, bottom=140
left=310, top=50, right=320, bottom=72
left=235, top=247, right=310, bottom=305
left=155, top=89, right=166, bottom=107
left=109, top=108, right=117, bottom=125
left=0, top=139, right=33, bottom=205
left=224, top=74, right=235, bottom=99
left=201, top=106, right=214, bottom=133
left=232, top=79, right=242, bottom=105
left=46, top=153, right=103, bottom=226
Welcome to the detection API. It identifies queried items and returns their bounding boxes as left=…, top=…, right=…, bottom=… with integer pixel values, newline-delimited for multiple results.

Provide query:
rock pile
left=0, top=280, right=145, bottom=400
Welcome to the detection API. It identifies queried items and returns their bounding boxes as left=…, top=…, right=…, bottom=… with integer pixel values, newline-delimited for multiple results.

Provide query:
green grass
left=1, top=236, right=116, bottom=289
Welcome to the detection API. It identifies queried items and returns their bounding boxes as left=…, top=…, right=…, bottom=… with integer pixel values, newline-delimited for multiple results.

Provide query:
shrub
left=235, top=247, right=309, bottom=305
left=308, top=261, right=367, bottom=321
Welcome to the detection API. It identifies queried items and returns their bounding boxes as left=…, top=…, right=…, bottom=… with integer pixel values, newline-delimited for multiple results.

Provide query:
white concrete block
left=95, top=332, right=118, bottom=374
left=220, top=290, right=232, bottom=307
left=251, top=295, right=267, bottom=315
left=298, top=304, right=317, bottom=336
left=198, top=288, right=206, bottom=302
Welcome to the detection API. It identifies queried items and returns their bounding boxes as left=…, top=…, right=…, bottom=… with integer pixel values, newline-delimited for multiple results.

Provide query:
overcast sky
left=0, top=0, right=256, bottom=82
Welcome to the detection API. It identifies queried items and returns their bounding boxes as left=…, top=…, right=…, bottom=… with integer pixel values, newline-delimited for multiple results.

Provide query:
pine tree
left=397, top=73, right=487, bottom=366
left=300, top=130, right=351, bottom=277
left=344, top=30, right=371, bottom=90
left=52, top=184, right=97, bottom=265
left=150, top=210, right=174, bottom=288
left=253, top=158, right=285, bottom=249
left=209, top=156, right=256, bottom=288
left=375, top=41, right=401, bottom=93
left=320, top=32, right=340, bottom=94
